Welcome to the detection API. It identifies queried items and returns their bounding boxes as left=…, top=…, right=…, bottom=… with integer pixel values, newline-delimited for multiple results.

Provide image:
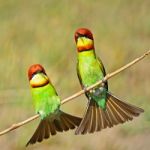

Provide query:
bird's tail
left=75, top=92, right=144, bottom=135
left=26, top=111, right=81, bottom=146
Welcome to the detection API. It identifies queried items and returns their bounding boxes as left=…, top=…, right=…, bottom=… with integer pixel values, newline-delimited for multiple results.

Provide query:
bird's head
left=74, top=28, right=94, bottom=52
left=28, top=64, right=49, bottom=88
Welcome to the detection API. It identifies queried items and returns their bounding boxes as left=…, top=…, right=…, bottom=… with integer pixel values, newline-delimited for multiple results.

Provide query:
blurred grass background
left=0, top=0, right=150, bottom=149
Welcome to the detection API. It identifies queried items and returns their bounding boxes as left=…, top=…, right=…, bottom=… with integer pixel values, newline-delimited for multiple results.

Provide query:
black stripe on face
left=31, top=71, right=46, bottom=80
left=78, top=48, right=93, bottom=52
left=77, top=33, right=93, bottom=40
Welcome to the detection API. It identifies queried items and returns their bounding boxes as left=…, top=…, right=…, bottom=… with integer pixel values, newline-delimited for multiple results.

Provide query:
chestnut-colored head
left=74, top=28, right=94, bottom=52
left=28, top=64, right=49, bottom=88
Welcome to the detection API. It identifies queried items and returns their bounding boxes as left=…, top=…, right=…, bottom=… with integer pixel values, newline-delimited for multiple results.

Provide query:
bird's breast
left=78, top=60, right=104, bottom=87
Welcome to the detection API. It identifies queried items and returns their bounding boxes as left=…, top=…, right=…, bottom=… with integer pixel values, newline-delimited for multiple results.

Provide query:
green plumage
left=75, top=28, right=144, bottom=135
left=77, top=50, right=107, bottom=109
left=31, top=83, right=60, bottom=119
left=27, top=64, right=82, bottom=146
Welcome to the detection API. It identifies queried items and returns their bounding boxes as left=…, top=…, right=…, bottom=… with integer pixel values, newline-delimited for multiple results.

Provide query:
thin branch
left=0, top=50, right=149, bottom=136
left=0, top=115, right=39, bottom=136
left=61, top=50, right=150, bottom=104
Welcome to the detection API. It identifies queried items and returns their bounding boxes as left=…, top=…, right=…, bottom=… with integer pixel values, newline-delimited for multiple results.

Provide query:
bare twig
left=0, top=115, right=39, bottom=136
left=0, top=50, right=149, bottom=136
left=61, top=50, right=150, bottom=104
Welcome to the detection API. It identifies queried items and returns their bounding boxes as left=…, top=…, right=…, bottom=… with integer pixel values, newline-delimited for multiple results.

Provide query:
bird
left=26, top=64, right=81, bottom=146
left=74, top=28, right=144, bottom=135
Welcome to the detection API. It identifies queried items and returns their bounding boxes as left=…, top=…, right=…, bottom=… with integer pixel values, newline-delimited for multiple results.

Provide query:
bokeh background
left=0, top=0, right=150, bottom=149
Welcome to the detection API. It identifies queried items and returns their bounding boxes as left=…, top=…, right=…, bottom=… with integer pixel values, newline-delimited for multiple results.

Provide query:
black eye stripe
left=31, top=72, right=37, bottom=78
left=77, top=33, right=93, bottom=40
left=31, top=70, right=45, bottom=78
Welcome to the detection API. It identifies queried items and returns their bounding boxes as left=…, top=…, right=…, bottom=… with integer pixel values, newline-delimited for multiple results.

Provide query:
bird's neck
left=78, top=49, right=96, bottom=59
left=31, top=83, right=57, bottom=97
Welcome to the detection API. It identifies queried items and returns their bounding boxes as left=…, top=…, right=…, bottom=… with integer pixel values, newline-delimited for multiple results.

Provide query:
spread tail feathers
left=75, top=92, right=144, bottom=135
left=26, top=111, right=81, bottom=146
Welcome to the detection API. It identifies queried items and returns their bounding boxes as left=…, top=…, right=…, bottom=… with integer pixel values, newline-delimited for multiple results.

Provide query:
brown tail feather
left=90, top=102, right=97, bottom=132
left=75, top=92, right=144, bottom=135
left=53, top=119, right=63, bottom=132
left=96, top=104, right=101, bottom=131
left=49, top=122, right=56, bottom=135
left=81, top=101, right=93, bottom=134
left=44, top=121, right=50, bottom=139
left=26, top=111, right=82, bottom=146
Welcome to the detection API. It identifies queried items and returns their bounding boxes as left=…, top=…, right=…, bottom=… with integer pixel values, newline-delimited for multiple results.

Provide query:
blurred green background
left=0, top=0, right=150, bottom=149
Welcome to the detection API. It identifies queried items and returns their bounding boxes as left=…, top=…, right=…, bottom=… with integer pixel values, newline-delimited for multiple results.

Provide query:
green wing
left=97, top=57, right=108, bottom=89
left=97, top=57, right=106, bottom=76
left=76, top=61, right=85, bottom=88
left=77, top=57, right=108, bottom=89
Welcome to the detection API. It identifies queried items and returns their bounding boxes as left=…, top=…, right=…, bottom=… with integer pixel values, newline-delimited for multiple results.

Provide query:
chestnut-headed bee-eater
left=74, top=28, right=144, bottom=134
left=26, top=64, right=81, bottom=146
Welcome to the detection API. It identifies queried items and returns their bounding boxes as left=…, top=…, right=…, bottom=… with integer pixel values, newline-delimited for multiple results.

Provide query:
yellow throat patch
left=30, top=73, right=49, bottom=87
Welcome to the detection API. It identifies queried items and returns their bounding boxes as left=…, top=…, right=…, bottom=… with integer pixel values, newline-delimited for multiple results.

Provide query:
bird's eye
left=31, top=72, right=37, bottom=78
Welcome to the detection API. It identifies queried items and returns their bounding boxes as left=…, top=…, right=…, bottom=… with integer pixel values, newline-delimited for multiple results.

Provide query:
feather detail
left=75, top=92, right=144, bottom=135
left=26, top=111, right=81, bottom=146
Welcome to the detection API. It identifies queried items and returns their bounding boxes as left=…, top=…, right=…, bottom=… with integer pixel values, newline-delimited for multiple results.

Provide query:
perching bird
left=74, top=28, right=144, bottom=134
left=26, top=64, right=81, bottom=146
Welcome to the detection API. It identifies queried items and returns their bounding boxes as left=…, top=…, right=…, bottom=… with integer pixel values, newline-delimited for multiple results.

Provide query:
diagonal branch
left=0, top=50, right=149, bottom=136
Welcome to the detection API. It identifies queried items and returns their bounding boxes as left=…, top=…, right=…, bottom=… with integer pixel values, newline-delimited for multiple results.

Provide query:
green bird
left=26, top=64, right=81, bottom=146
left=74, top=28, right=144, bottom=134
